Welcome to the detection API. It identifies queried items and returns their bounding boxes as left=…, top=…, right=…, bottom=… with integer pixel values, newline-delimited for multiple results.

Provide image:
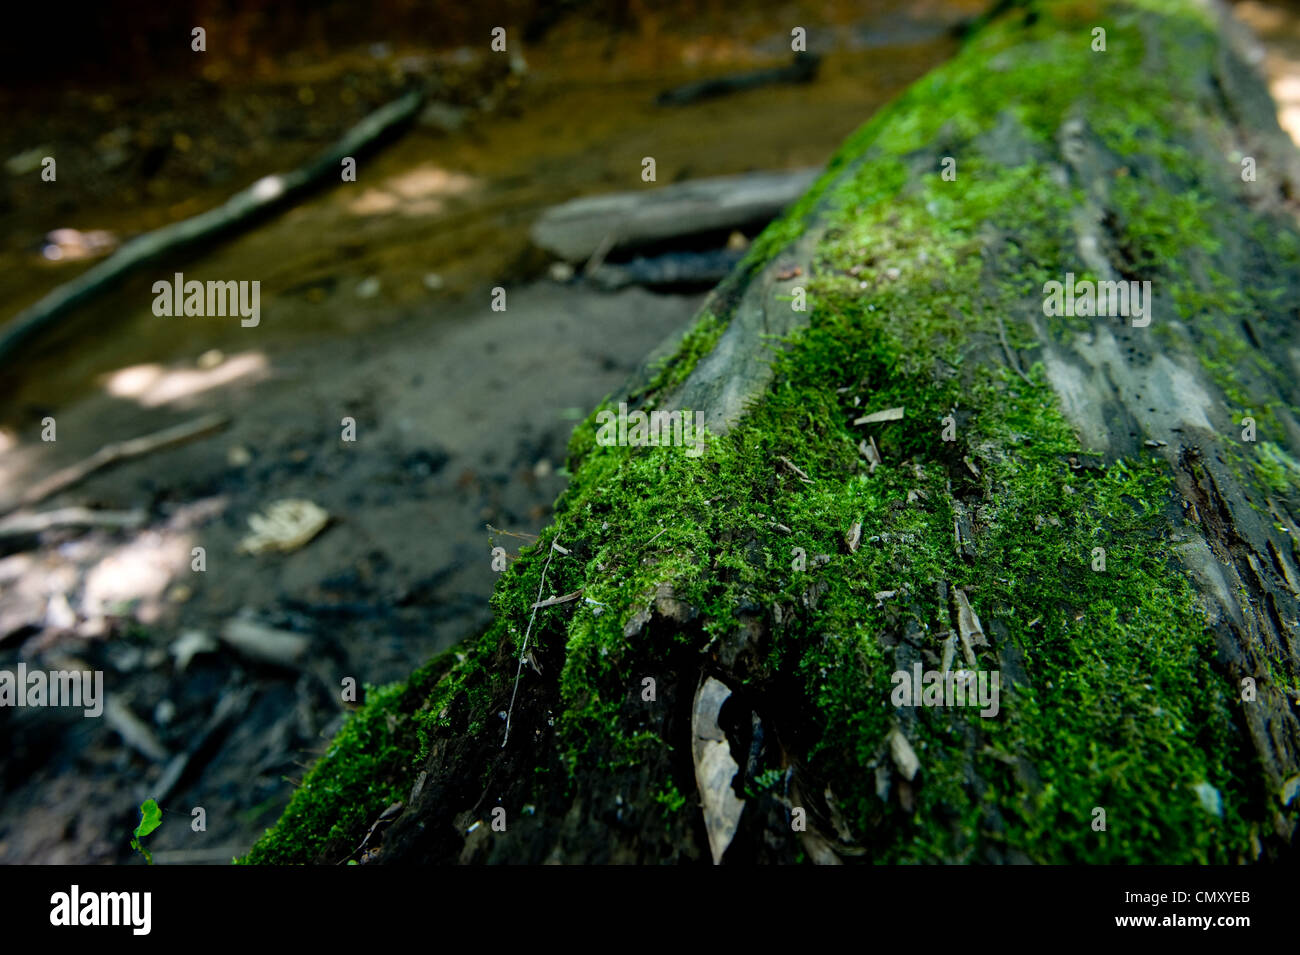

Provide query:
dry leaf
left=845, top=521, right=862, bottom=554
left=954, top=588, right=989, bottom=648
left=239, top=499, right=329, bottom=554
left=858, top=436, right=882, bottom=474
left=889, top=728, right=920, bottom=781
left=853, top=406, right=905, bottom=426
left=692, top=676, right=745, bottom=864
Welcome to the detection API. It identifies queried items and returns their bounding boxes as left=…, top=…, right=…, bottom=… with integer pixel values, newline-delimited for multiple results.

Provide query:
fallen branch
left=655, top=53, right=821, bottom=107
left=0, top=88, right=426, bottom=366
left=17, top=413, right=229, bottom=510
left=531, top=167, right=821, bottom=263
left=0, top=506, right=146, bottom=541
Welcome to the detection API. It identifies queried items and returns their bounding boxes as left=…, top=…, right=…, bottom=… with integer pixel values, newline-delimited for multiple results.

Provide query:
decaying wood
left=530, top=168, right=821, bottom=263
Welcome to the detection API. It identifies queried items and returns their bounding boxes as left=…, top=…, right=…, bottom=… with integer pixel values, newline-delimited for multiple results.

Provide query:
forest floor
left=5, top=0, right=1296, bottom=864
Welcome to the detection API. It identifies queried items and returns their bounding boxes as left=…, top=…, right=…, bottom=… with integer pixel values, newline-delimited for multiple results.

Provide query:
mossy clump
left=239, top=654, right=452, bottom=865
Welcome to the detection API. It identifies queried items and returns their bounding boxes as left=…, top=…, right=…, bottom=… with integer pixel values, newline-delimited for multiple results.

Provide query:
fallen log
left=530, top=167, right=821, bottom=263
left=247, top=0, right=1300, bottom=865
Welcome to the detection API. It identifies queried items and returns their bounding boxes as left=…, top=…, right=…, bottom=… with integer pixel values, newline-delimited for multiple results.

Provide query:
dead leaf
left=239, top=499, right=329, bottom=554
left=692, top=676, right=745, bottom=865
left=858, top=436, right=882, bottom=474
left=853, top=406, right=904, bottom=426
left=889, top=728, right=920, bottom=781
left=953, top=588, right=989, bottom=649
left=846, top=521, right=862, bottom=554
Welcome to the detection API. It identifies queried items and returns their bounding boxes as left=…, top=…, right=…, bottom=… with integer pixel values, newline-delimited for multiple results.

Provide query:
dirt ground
left=0, top=277, right=704, bottom=863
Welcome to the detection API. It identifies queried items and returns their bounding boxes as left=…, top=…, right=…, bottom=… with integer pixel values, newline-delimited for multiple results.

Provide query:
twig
left=17, top=413, right=228, bottom=510
left=503, top=537, right=563, bottom=748
left=584, top=231, right=617, bottom=275
left=852, top=407, right=904, bottom=426
left=530, top=588, right=583, bottom=610
left=0, top=506, right=145, bottom=540
left=778, top=455, right=814, bottom=483
left=995, top=314, right=1033, bottom=385
left=486, top=524, right=539, bottom=541
left=152, top=686, right=251, bottom=804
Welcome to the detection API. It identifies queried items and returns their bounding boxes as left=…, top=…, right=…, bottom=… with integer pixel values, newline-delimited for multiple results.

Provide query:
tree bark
left=247, top=0, right=1300, bottom=865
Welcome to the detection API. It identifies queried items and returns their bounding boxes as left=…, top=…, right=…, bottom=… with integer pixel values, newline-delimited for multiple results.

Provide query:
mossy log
left=246, top=0, right=1300, bottom=865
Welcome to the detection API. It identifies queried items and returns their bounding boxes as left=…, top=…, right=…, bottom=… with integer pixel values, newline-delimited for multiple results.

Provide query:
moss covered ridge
left=247, top=0, right=1300, bottom=864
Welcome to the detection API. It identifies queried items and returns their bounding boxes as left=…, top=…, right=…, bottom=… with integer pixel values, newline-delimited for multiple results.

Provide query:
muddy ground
left=0, top=278, right=703, bottom=863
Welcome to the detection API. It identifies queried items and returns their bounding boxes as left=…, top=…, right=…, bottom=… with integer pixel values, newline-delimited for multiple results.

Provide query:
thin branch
left=15, top=413, right=228, bottom=511
left=503, top=538, right=563, bottom=748
left=531, top=588, right=583, bottom=610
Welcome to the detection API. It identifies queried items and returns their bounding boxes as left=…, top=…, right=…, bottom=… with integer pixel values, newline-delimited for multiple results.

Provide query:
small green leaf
left=134, top=799, right=162, bottom=839
left=130, top=799, right=161, bottom=863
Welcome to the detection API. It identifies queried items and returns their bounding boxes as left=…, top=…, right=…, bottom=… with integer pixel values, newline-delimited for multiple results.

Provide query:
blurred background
left=0, top=0, right=1297, bottom=864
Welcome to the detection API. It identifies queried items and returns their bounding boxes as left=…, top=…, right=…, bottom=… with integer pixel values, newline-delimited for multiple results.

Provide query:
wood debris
left=858, top=436, right=881, bottom=474
left=778, top=455, right=813, bottom=484
left=530, top=588, right=582, bottom=610
left=0, top=506, right=146, bottom=541
left=845, top=520, right=862, bottom=554
left=104, top=696, right=170, bottom=763
left=220, top=618, right=310, bottom=668
left=853, top=406, right=904, bottom=426
left=17, top=413, right=229, bottom=511
left=888, top=728, right=920, bottom=781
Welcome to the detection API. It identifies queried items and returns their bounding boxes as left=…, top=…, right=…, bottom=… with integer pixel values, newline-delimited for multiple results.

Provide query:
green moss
left=241, top=653, right=453, bottom=864
left=253, top=0, right=1279, bottom=863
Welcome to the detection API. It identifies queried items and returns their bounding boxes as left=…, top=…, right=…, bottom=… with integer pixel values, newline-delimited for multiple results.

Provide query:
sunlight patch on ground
left=100, top=352, right=269, bottom=408
left=1, top=498, right=227, bottom=647
left=346, top=163, right=480, bottom=217
left=80, top=529, right=193, bottom=624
